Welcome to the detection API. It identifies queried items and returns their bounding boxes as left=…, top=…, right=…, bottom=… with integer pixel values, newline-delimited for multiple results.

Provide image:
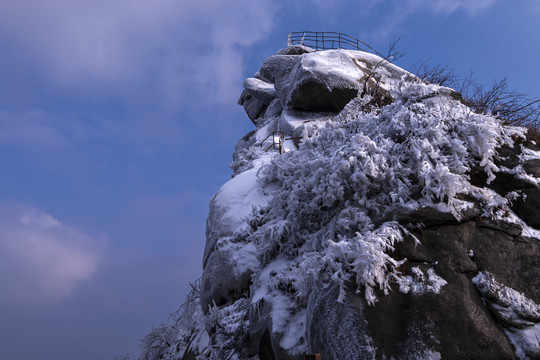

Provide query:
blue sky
left=1, top=0, right=539, bottom=359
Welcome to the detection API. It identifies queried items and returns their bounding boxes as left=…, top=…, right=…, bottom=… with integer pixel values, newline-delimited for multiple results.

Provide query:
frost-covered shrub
left=139, top=279, right=209, bottom=360
left=244, top=81, right=525, bottom=311
left=411, top=62, right=540, bottom=140
left=205, top=299, right=252, bottom=360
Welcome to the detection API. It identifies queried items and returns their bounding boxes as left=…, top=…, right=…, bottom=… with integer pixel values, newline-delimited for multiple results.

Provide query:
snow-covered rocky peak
left=140, top=46, right=540, bottom=360
left=239, top=47, right=414, bottom=125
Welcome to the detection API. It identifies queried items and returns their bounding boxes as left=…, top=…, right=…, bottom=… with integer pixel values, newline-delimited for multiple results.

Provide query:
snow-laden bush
left=243, top=82, right=525, bottom=312
left=139, top=279, right=209, bottom=360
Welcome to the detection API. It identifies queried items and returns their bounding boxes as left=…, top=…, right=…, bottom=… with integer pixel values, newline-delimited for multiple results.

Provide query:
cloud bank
left=0, top=0, right=275, bottom=107
left=378, top=0, right=498, bottom=37
left=0, top=202, right=104, bottom=310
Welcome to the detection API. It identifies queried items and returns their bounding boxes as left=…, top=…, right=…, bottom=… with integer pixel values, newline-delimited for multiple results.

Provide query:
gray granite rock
left=259, top=55, right=299, bottom=84
left=243, top=77, right=277, bottom=106
left=305, top=218, right=538, bottom=359
left=238, top=90, right=267, bottom=125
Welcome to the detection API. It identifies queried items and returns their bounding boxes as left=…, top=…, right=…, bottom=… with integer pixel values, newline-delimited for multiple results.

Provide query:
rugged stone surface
left=469, top=142, right=540, bottom=229
left=307, top=284, right=375, bottom=360
left=305, top=217, right=540, bottom=359
left=200, top=168, right=268, bottom=314
left=513, top=187, right=540, bottom=229
left=238, top=90, right=267, bottom=125
left=243, top=77, right=277, bottom=106
left=198, top=47, right=540, bottom=360
left=200, top=248, right=253, bottom=312
left=259, top=55, right=299, bottom=84
left=249, top=300, right=304, bottom=360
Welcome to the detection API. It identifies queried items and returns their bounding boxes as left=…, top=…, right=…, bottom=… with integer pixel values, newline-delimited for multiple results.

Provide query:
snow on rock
left=201, top=164, right=272, bottom=314
left=243, top=77, right=277, bottom=106
left=141, top=46, right=540, bottom=360
left=277, top=50, right=363, bottom=112
left=251, top=47, right=414, bottom=118
left=238, top=89, right=267, bottom=125
left=203, top=165, right=271, bottom=265
left=399, top=267, right=448, bottom=295
left=276, top=50, right=408, bottom=112
left=473, top=272, right=540, bottom=359
left=275, top=44, right=314, bottom=56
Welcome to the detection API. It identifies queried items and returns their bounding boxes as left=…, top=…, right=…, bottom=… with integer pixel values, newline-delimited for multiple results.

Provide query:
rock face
left=307, top=216, right=540, bottom=359
left=201, top=167, right=269, bottom=313
left=140, top=46, right=540, bottom=360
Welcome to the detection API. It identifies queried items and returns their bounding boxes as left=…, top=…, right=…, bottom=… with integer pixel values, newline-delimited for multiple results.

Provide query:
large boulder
left=259, top=54, right=299, bottom=84
left=274, top=51, right=362, bottom=112
left=201, top=167, right=270, bottom=313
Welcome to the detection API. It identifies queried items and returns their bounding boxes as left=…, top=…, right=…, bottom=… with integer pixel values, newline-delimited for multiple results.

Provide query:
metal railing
left=261, top=131, right=302, bottom=154
left=288, top=31, right=384, bottom=57
left=262, top=131, right=285, bottom=153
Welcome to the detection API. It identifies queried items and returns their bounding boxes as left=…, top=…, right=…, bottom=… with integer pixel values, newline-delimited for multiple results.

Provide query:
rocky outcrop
left=142, top=46, right=540, bottom=360
left=200, top=167, right=269, bottom=314
left=212, top=48, right=540, bottom=360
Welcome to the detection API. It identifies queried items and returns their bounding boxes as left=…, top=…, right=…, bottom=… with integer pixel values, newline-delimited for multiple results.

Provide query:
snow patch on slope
left=212, top=165, right=272, bottom=233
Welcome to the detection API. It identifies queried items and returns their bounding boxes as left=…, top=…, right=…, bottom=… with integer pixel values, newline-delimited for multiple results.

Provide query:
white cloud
left=348, top=0, right=499, bottom=40
left=0, top=0, right=276, bottom=106
left=0, top=202, right=105, bottom=310
left=420, top=0, right=497, bottom=16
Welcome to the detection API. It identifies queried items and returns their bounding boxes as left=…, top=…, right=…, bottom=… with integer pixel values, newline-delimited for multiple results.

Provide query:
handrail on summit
left=288, top=31, right=384, bottom=58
